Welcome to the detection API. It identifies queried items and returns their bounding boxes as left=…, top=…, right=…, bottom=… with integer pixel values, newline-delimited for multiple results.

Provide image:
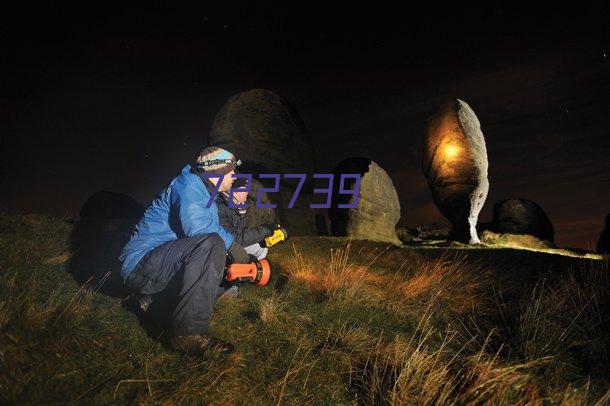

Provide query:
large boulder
left=491, top=198, right=555, bottom=243
left=70, top=191, right=144, bottom=296
left=596, top=214, right=609, bottom=254
left=329, top=158, right=401, bottom=245
left=209, top=88, right=316, bottom=175
left=80, top=191, right=145, bottom=220
left=209, top=89, right=317, bottom=235
left=422, top=99, right=489, bottom=244
left=77, top=191, right=145, bottom=237
left=244, top=178, right=279, bottom=228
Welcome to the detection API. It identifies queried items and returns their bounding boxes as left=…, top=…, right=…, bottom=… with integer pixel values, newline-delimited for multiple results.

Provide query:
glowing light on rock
left=422, top=99, right=489, bottom=244
left=443, top=144, right=461, bottom=160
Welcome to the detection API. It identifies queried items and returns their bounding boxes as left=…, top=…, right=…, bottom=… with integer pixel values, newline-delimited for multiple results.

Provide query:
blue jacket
left=119, top=164, right=234, bottom=280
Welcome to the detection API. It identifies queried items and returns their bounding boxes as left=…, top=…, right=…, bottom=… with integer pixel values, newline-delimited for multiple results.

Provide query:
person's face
left=218, top=170, right=235, bottom=193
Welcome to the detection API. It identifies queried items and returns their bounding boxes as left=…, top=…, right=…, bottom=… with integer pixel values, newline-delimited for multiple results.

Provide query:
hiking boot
left=138, top=294, right=154, bottom=312
left=170, top=334, right=235, bottom=355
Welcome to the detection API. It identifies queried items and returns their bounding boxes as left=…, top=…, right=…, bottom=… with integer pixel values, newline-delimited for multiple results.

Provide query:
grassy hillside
left=0, top=214, right=609, bottom=404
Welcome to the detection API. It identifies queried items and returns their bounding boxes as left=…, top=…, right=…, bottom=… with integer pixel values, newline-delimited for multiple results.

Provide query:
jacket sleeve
left=227, top=220, right=270, bottom=247
left=217, top=201, right=269, bottom=247
left=171, top=180, right=234, bottom=249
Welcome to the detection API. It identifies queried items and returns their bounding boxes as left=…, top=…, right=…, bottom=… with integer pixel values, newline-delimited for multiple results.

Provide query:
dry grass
left=288, top=242, right=373, bottom=304
left=351, top=323, right=609, bottom=405
left=257, top=293, right=286, bottom=324
left=351, top=322, right=553, bottom=405
left=1, top=214, right=609, bottom=404
left=280, top=240, right=610, bottom=404
left=288, top=241, right=488, bottom=319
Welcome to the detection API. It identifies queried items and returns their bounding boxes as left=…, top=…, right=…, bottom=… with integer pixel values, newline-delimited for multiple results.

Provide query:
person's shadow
left=67, top=191, right=170, bottom=343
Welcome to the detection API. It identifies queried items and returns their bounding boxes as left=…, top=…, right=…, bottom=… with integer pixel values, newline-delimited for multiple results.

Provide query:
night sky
left=2, top=4, right=609, bottom=249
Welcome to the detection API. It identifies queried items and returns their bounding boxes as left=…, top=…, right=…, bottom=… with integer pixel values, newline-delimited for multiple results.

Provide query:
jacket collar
left=187, top=164, right=217, bottom=194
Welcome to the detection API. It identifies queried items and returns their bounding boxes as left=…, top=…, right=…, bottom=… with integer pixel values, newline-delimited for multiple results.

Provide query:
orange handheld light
left=225, top=258, right=271, bottom=286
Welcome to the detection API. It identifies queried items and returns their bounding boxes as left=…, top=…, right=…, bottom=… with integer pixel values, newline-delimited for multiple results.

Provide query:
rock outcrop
left=209, top=88, right=316, bottom=175
left=491, top=198, right=555, bottom=242
left=209, top=89, right=317, bottom=234
left=79, top=191, right=145, bottom=220
left=329, top=158, right=401, bottom=245
left=243, top=178, right=279, bottom=228
left=422, top=99, right=489, bottom=244
left=70, top=191, right=144, bottom=296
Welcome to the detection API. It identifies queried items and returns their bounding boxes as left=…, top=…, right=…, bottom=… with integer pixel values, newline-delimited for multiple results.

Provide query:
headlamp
left=197, top=158, right=242, bottom=170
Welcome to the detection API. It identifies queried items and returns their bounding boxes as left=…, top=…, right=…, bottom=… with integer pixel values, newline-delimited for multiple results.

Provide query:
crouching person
left=216, top=176, right=278, bottom=260
left=119, top=147, right=250, bottom=355
left=215, top=176, right=282, bottom=296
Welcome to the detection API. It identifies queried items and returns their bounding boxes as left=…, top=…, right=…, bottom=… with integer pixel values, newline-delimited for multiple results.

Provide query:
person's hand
left=233, top=191, right=248, bottom=204
left=227, top=241, right=250, bottom=264
left=261, top=224, right=279, bottom=238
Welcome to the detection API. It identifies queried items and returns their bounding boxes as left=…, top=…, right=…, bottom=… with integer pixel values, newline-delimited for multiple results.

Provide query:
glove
left=227, top=241, right=250, bottom=264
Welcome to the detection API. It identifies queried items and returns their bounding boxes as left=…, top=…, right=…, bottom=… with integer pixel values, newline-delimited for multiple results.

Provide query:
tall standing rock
left=596, top=214, right=609, bottom=254
left=244, top=178, right=279, bottom=228
left=209, top=89, right=317, bottom=234
left=209, top=89, right=316, bottom=174
left=492, top=198, right=555, bottom=242
left=329, top=158, right=402, bottom=245
left=422, top=99, right=489, bottom=243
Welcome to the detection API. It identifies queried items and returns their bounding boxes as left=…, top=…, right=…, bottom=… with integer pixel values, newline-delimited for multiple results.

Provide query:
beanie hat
left=194, top=146, right=241, bottom=174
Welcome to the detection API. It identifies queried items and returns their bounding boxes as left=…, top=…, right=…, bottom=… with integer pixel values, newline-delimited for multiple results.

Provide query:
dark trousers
left=126, top=233, right=227, bottom=336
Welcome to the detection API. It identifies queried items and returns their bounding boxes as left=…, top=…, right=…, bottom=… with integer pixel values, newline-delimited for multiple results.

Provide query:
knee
left=194, top=233, right=226, bottom=278
left=189, top=233, right=224, bottom=255
left=206, top=233, right=226, bottom=258
left=208, top=232, right=224, bottom=248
